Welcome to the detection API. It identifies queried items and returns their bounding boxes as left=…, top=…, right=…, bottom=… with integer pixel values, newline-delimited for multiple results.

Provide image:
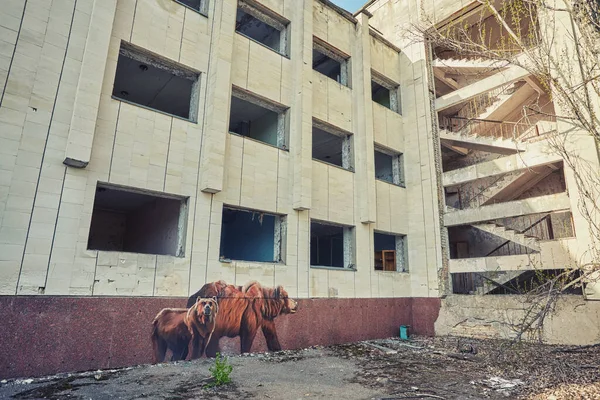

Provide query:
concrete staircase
left=475, top=270, right=524, bottom=294
left=432, top=57, right=510, bottom=70
left=439, top=129, right=520, bottom=154
left=473, top=222, right=540, bottom=251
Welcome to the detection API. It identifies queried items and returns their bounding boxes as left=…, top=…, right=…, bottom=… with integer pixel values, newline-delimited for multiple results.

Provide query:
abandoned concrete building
left=1, top=0, right=599, bottom=378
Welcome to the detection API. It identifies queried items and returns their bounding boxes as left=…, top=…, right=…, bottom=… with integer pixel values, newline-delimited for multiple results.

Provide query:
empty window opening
left=313, top=38, right=350, bottom=86
left=236, top=0, right=289, bottom=56
left=229, top=87, right=288, bottom=148
left=312, top=119, right=353, bottom=170
left=375, top=147, right=404, bottom=186
left=112, top=42, right=200, bottom=121
left=88, top=184, right=188, bottom=257
left=174, top=0, right=208, bottom=14
left=219, top=207, right=285, bottom=263
left=374, top=232, right=408, bottom=272
left=372, top=71, right=401, bottom=114
left=310, top=221, right=354, bottom=269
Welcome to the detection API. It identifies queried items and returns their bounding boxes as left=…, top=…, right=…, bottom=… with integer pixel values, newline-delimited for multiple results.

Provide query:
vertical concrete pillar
left=198, top=0, right=237, bottom=193
left=537, top=2, right=600, bottom=299
left=63, top=0, right=117, bottom=168
left=352, top=12, right=377, bottom=224
left=287, top=0, right=313, bottom=211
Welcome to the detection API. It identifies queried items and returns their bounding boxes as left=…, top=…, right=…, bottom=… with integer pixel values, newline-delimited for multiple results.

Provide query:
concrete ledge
left=435, top=294, right=600, bottom=345
left=0, top=296, right=440, bottom=379
left=444, top=193, right=571, bottom=226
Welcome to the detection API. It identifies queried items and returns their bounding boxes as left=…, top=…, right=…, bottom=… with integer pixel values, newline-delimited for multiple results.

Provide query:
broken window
left=375, top=147, right=405, bottom=186
left=219, top=207, right=285, bottom=263
left=229, top=86, right=288, bottom=148
left=372, top=70, right=401, bottom=114
left=87, top=184, right=188, bottom=257
left=310, top=221, right=355, bottom=269
left=112, top=42, right=200, bottom=121
left=313, top=38, right=350, bottom=86
left=374, top=232, right=408, bottom=272
left=236, top=0, right=289, bottom=56
left=174, top=0, right=208, bottom=14
left=312, top=118, right=353, bottom=170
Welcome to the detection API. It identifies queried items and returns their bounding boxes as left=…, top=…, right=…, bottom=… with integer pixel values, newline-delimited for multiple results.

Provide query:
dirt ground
left=1, top=336, right=599, bottom=400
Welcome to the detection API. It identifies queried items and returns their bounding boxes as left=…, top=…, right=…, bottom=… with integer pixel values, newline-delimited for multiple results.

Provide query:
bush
left=208, top=352, right=233, bottom=387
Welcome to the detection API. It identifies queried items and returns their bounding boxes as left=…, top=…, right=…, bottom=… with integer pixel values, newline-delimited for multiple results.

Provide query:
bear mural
left=151, top=280, right=298, bottom=362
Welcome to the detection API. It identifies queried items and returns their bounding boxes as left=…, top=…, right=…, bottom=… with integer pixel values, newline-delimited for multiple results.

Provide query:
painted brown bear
left=151, top=297, right=218, bottom=362
left=186, top=280, right=298, bottom=357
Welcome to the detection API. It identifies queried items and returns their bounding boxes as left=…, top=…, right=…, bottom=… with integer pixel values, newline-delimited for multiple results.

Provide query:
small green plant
left=207, top=352, right=233, bottom=387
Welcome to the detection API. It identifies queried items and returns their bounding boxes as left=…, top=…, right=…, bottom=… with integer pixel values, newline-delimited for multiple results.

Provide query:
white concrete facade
left=0, top=0, right=443, bottom=299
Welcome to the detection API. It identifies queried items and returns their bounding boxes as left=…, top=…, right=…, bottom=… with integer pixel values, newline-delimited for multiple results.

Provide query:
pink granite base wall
left=0, top=296, right=440, bottom=379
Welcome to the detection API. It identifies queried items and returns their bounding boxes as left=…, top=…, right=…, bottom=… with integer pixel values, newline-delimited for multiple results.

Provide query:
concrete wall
left=436, top=295, right=600, bottom=345
left=0, top=0, right=441, bottom=300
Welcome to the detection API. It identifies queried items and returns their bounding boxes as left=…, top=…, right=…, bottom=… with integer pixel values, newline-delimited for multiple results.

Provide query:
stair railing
left=485, top=213, right=553, bottom=257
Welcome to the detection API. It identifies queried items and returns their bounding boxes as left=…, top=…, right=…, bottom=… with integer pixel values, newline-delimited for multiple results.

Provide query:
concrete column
left=352, top=12, right=377, bottom=224
left=197, top=0, right=237, bottom=193
left=538, top=2, right=600, bottom=299
left=63, top=0, right=117, bottom=168
left=287, top=0, right=313, bottom=211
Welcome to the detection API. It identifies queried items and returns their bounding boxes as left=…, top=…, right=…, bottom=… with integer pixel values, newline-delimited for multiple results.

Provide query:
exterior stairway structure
left=433, top=53, right=577, bottom=295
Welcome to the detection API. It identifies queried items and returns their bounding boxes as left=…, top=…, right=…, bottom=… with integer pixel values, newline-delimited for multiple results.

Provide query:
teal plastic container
left=399, top=325, right=410, bottom=340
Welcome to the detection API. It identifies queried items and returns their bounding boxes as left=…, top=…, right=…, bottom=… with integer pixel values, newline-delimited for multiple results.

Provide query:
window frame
left=371, top=69, right=401, bottom=115
left=312, top=117, right=354, bottom=171
left=374, top=231, right=408, bottom=273
left=173, top=0, right=209, bottom=16
left=313, top=36, right=351, bottom=87
left=374, top=145, right=405, bottom=187
left=236, top=0, right=290, bottom=57
left=219, top=205, right=287, bottom=264
left=87, top=182, right=189, bottom=258
left=229, top=85, right=290, bottom=149
left=310, top=220, right=356, bottom=271
left=112, top=41, right=201, bottom=122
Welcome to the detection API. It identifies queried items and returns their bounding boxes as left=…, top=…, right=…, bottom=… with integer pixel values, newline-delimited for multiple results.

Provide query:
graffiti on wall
left=151, top=280, right=298, bottom=363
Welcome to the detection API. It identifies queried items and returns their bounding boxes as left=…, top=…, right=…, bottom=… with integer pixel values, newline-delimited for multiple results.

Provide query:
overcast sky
left=330, top=0, right=365, bottom=13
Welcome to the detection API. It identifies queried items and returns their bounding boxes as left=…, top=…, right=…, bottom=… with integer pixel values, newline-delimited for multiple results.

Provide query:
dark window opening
left=375, top=149, right=404, bottom=186
left=112, top=43, right=199, bottom=121
left=451, top=269, right=583, bottom=295
left=313, top=50, right=341, bottom=81
left=236, top=2, right=288, bottom=56
left=229, top=89, right=287, bottom=148
left=372, top=81, right=391, bottom=108
left=371, top=71, right=401, bottom=114
left=219, top=207, right=283, bottom=263
left=174, top=0, right=207, bottom=14
left=374, top=232, right=407, bottom=272
left=88, top=184, right=188, bottom=257
left=312, top=41, right=349, bottom=86
left=312, top=124, right=353, bottom=170
left=310, top=221, right=354, bottom=269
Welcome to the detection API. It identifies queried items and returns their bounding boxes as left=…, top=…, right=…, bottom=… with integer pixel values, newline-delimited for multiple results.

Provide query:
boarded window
left=375, top=147, right=404, bottom=186
left=312, top=118, right=353, bottom=170
left=88, top=184, right=188, bottom=257
left=374, top=232, right=408, bottom=272
left=310, top=221, right=354, bottom=269
left=220, top=207, right=285, bottom=263
left=112, top=42, right=200, bottom=121
left=229, top=86, right=288, bottom=148
left=236, top=0, right=289, bottom=56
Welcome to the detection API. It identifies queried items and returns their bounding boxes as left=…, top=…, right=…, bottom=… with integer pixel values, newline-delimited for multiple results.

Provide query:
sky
left=329, top=0, right=365, bottom=13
